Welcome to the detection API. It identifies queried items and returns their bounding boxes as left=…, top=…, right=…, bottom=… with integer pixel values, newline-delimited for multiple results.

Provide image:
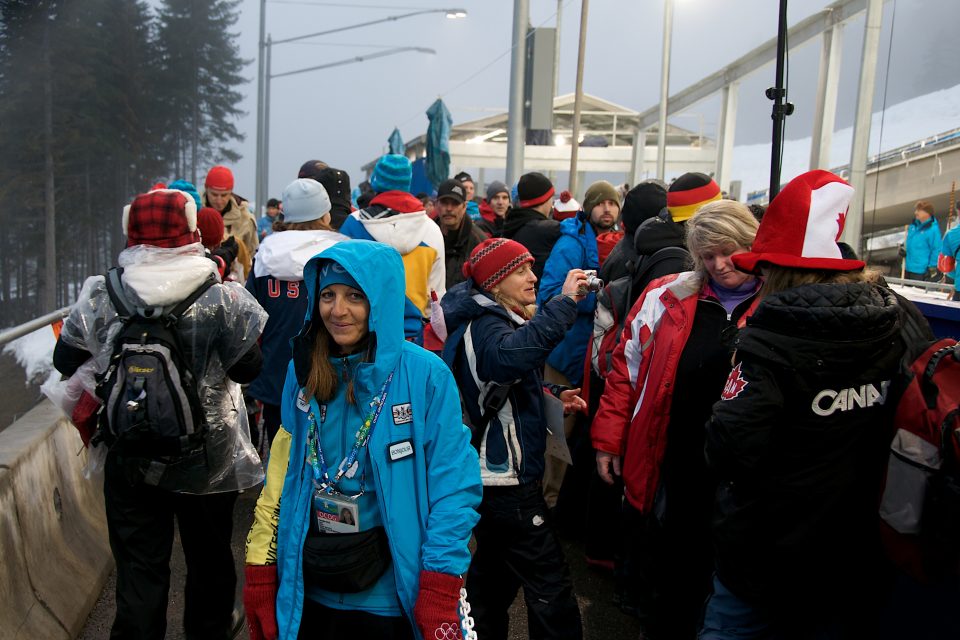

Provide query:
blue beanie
left=317, top=260, right=361, bottom=293
left=168, top=179, right=203, bottom=209
left=370, top=154, right=412, bottom=194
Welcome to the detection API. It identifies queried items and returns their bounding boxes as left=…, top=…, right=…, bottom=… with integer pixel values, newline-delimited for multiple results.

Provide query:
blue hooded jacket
left=905, top=216, right=941, bottom=274
left=271, top=240, right=481, bottom=638
left=536, top=211, right=599, bottom=385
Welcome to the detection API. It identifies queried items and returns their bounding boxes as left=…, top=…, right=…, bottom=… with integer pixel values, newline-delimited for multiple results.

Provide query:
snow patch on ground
left=3, top=325, right=57, bottom=386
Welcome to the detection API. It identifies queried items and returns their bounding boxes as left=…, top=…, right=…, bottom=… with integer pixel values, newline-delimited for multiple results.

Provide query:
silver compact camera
left=579, top=270, right=604, bottom=294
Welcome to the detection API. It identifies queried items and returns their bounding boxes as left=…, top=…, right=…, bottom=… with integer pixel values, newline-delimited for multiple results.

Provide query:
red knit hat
left=196, top=206, right=224, bottom=249
left=123, top=189, right=199, bottom=248
left=204, top=165, right=234, bottom=191
left=732, top=170, right=865, bottom=274
left=462, top=238, right=534, bottom=292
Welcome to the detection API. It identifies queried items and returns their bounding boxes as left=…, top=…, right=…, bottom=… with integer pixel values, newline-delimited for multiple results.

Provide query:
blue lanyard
left=305, top=370, right=394, bottom=495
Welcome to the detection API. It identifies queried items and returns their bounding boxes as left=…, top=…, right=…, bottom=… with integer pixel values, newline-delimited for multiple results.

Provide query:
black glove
left=897, top=244, right=907, bottom=258
left=212, top=236, right=239, bottom=269
left=927, top=267, right=941, bottom=282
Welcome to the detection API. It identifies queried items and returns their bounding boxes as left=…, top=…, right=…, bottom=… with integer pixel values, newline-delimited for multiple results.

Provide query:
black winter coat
left=500, top=207, right=561, bottom=283
left=705, top=282, right=905, bottom=617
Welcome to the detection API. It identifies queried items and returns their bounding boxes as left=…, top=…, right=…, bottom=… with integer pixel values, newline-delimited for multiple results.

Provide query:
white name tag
left=388, top=440, right=414, bottom=462
left=297, top=391, right=310, bottom=412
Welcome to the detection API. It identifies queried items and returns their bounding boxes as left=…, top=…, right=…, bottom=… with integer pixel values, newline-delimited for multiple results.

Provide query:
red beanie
left=196, top=206, right=225, bottom=249
left=205, top=165, right=234, bottom=191
left=462, top=238, right=534, bottom=292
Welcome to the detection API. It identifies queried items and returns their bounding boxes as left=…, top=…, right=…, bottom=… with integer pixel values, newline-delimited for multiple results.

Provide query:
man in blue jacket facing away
left=537, top=179, right=621, bottom=508
left=903, top=200, right=941, bottom=281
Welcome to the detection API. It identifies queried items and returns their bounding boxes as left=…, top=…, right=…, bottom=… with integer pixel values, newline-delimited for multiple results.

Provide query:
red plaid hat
left=462, top=238, right=534, bottom=292
left=123, top=190, right=199, bottom=248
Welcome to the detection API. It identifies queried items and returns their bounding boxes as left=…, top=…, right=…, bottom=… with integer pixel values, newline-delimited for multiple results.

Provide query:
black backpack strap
left=104, top=268, right=136, bottom=319
left=166, top=273, right=218, bottom=321
left=627, top=246, right=690, bottom=310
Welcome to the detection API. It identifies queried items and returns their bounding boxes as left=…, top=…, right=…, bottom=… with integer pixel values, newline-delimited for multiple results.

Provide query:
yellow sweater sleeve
left=245, top=426, right=292, bottom=565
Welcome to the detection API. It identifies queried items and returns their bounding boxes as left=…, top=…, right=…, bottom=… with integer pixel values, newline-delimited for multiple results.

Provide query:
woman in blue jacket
left=243, top=240, right=482, bottom=640
left=442, top=238, right=589, bottom=640
left=904, top=200, right=940, bottom=280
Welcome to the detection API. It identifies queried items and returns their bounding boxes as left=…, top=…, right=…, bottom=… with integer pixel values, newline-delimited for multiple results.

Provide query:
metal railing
left=0, top=307, right=69, bottom=348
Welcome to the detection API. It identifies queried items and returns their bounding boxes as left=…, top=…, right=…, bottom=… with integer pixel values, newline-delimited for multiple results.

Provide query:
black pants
left=468, top=482, right=583, bottom=640
left=262, top=401, right=281, bottom=447
left=103, top=453, right=239, bottom=640
left=298, top=599, right=414, bottom=639
left=620, top=501, right=713, bottom=640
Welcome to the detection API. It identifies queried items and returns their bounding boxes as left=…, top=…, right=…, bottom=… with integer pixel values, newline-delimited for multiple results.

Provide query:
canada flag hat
left=732, top=170, right=865, bottom=274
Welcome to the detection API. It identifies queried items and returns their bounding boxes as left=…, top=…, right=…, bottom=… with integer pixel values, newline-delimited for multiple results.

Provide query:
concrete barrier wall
left=0, top=401, right=112, bottom=640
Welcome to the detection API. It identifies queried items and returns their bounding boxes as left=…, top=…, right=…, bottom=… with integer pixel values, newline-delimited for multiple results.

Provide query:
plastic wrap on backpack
left=59, top=254, right=269, bottom=494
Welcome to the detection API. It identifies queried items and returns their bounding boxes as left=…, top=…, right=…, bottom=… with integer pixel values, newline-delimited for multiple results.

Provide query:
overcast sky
left=196, top=0, right=958, bottom=206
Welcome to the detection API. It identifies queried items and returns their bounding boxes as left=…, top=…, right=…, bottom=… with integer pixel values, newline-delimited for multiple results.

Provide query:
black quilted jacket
left=705, top=282, right=905, bottom=615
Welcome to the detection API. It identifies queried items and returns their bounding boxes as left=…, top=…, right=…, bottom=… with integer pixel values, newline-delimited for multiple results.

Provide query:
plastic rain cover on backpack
left=58, top=243, right=267, bottom=494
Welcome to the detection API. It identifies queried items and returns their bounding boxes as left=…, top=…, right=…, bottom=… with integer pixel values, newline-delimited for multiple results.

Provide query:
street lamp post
left=656, top=0, right=674, bottom=181
left=254, top=7, right=466, bottom=216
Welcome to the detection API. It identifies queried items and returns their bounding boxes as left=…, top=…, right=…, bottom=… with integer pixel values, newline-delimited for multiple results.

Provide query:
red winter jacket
left=591, top=270, right=704, bottom=513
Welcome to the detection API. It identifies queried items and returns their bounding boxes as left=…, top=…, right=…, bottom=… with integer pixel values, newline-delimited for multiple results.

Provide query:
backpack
left=94, top=268, right=217, bottom=470
left=879, top=337, right=960, bottom=582
left=587, top=246, right=689, bottom=381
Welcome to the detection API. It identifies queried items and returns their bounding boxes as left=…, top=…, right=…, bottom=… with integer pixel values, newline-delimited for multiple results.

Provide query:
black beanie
left=298, top=160, right=329, bottom=181
left=621, top=181, right=667, bottom=235
left=314, top=167, right=351, bottom=229
left=517, top=172, right=555, bottom=208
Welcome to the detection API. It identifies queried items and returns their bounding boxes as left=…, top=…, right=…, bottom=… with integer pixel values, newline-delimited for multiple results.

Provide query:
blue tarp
left=424, top=98, right=452, bottom=189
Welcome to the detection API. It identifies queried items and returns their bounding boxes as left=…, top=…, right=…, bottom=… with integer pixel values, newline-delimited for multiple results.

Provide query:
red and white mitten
left=414, top=570, right=463, bottom=640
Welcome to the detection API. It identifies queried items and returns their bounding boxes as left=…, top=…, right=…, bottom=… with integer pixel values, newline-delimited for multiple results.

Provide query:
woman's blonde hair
left=491, top=289, right=536, bottom=320
left=759, top=264, right=881, bottom=297
left=685, top=200, right=759, bottom=278
left=272, top=215, right=333, bottom=233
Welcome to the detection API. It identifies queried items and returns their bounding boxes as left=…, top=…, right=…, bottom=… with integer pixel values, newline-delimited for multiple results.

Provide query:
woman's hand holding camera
left=561, top=269, right=589, bottom=303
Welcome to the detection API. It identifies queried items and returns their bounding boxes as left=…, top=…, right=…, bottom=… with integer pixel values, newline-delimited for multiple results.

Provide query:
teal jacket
left=266, top=240, right=481, bottom=639
left=905, top=217, right=940, bottom=274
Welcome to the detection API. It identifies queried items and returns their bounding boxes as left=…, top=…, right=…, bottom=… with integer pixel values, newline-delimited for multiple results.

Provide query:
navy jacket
left=442, top=280, right=577, bottom=486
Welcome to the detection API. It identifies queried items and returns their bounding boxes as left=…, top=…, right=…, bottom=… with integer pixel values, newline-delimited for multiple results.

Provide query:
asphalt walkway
left=78, top=488, right=644, bottom=639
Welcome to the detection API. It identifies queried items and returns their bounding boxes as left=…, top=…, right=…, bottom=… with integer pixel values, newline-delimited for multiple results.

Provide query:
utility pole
left=568, top=0, right=589, bottom=196
left=255, top=0, right=266, bottom=217
left=656, top=0, right=673, bottom=181
left=506, top=0, right=529, bottom=185
left=554, top=0, right=562, bottom=97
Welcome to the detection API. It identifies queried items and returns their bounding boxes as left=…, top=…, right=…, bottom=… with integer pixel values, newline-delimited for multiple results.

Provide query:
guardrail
left=0, top=307, right=69, bottom=348
left=884, top=276, right=955, bottom=294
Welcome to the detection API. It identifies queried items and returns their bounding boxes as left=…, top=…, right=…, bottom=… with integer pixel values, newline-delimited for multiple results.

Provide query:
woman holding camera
left=243, top=240, right=482, bottom=640
left=442, top=238, right=589, bottom=640
left=591, top=200, right=760, bottom=638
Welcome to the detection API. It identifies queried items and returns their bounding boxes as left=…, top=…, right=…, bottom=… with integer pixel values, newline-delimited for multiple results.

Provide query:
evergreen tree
left=156, top=0, right=247, bottom=185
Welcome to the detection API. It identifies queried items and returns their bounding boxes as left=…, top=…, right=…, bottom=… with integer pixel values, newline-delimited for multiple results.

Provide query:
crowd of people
left=902, top=198, right=960, bottom=300
left=50, top=152, right=959, bottom=640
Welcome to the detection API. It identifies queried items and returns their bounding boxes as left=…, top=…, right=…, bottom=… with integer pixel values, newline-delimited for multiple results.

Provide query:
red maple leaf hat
left=732, top=170, right=865, bottom=274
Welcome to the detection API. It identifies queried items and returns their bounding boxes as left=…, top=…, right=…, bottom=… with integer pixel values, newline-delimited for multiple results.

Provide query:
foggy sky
left=162, top=0, right=960, bottom=205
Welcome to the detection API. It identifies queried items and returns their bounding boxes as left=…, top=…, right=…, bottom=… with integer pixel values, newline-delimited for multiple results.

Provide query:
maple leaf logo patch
left=721, top=362, right=748, bottom=400
left=835, top=210, right=847, bottom=241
